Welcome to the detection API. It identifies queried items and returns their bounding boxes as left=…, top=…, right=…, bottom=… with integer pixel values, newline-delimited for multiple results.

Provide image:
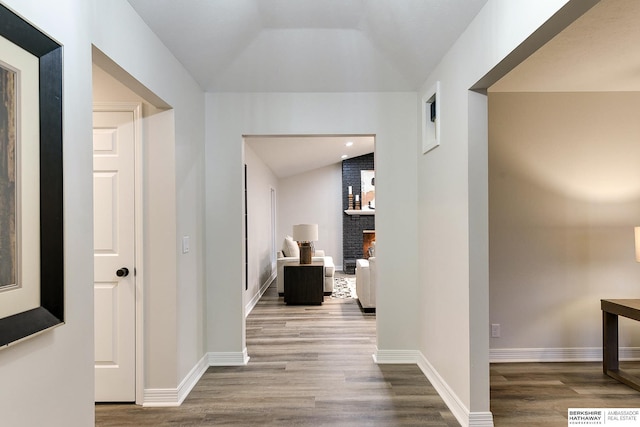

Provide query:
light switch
left=182, top=236, right=190, bottom=254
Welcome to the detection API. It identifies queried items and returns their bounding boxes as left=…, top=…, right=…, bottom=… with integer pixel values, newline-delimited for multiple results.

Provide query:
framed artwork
left=0, top=4, right=64, bottom=348
left=361, top=170, right=375, bottom=210
left=422, top=81, right=440, bottom=154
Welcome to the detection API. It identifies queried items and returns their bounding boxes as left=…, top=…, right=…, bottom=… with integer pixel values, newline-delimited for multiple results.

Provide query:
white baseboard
left=490, top=347, right=640, bottom=363
left=468, top=412, right=495, bottom=427
left=142, top=388, right=180, bottom=407
left=208, top=349, right=250, bottom=366
left=143, top=353, right=209, bottom=407
left=374, top=348, right=494, bottom=427
left=245, top=273, right=276, bottom=316
left=373, top=348, right=417, bottom=364
left=143, top=350, right=250, bottom=406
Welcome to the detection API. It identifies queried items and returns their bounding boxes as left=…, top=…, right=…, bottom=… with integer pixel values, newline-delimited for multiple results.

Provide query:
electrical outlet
left=491, top=323, right=501, bottom=338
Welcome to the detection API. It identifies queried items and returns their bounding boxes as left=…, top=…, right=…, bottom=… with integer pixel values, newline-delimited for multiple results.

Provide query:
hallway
left=96, top=282, right=458, bottom=426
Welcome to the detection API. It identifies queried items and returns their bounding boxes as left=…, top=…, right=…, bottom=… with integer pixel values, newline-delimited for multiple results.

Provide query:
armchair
left=355, top=257, right=376, bottom=312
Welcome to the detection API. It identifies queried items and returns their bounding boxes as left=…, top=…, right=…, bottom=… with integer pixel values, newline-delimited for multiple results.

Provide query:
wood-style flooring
left=96, top=278, right=640, bottom=426
left=491, top=361, right=640, bottom=426
left=95, top=279, right=459, bottom=426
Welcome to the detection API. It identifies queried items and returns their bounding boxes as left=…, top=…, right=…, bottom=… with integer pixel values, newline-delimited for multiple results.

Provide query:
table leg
left=603, top=311, right=619, bottom=373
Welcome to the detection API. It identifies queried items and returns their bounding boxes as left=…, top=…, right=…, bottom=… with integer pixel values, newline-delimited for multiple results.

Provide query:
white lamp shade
left=292, top=224, right=318, bottom=242
left=635, top=226, right=640, bottom=262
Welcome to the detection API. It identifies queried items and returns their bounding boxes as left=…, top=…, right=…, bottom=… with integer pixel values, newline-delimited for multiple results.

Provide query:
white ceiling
left=126, top=0, right=488, bottom=92
left=492, top=0, right=640, bottom=92
left=245, top=135, right=374, bottom=178
left=125, top=0, right=485, bottom=175
left=126, top=0, right=639, bottom=177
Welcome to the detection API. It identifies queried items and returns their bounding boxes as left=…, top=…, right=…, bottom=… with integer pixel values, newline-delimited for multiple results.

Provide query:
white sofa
left=277, top=249, right=335, bottom=296
left=355, top=257, right=376, bottom=312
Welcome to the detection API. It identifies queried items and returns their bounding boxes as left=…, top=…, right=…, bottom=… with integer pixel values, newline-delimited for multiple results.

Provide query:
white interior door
left=93, top=109, right=136, bottom=402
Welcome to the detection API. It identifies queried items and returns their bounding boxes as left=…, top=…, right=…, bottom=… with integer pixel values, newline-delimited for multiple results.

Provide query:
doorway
left=92, top=49, right=179, bottom=405
left=91, top=55, right=151, bottom=405
left=93, top=102, right=141, bottom=402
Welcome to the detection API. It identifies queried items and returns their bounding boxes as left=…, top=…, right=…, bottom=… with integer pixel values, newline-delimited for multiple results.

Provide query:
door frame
left=270, top=186, right=277, bottom=270
left=93, top=101, right=144, bottom=404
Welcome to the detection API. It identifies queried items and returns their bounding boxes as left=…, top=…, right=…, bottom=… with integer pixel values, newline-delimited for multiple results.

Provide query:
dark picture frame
left=0, top=4, right=64, bottom=348
left=421, top=80, right=440, bottom=154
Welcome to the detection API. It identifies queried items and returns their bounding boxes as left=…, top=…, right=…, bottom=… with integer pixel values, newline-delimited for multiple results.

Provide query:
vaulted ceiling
left=245, top=135, right=374, bottom=179
left=126, top=0, right=639, bottom=177
left=127, top=0, right=487, bottom=92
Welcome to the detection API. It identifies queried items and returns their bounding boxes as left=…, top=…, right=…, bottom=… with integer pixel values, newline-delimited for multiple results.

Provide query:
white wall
left=278, top=163, right=343, bottom=269
left=415, top=0, right=595, bottom=423
left=0, top=1, right=94, bottom=425
left=92, top=0, right=207, bottom=394
left=92, top=0, right=207, bottom=396
left=205, top=92, right=419, bottom=360
left=244, top=143, right=279, bottom=306
left=0, top=0, right=207, bottom=423
left=489, top=91, right=640, bottom=353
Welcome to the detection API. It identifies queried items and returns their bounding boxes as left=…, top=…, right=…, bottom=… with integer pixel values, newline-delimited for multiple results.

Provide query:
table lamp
left=635, top=226, right=640, bottom=262
left=293, top=224, right=318, bottom=264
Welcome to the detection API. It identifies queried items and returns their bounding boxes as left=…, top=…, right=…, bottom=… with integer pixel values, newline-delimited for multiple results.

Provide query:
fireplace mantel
left=344, top=209, right=375, bottom=216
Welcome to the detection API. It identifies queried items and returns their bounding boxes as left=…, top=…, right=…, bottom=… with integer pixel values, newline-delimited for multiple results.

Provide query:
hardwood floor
left=96, top=279, right=640, bottom=426
left=96, top=280, right=459, bottom=426
left=491, top=361, right=640, bottom=426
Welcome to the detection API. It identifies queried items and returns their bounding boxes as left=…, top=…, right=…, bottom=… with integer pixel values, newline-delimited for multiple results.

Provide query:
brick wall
left=342, top=153, right=375, bottom=273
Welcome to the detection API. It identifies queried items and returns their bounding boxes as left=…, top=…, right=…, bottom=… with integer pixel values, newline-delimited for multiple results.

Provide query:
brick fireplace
left=342, top=153, right=375, bottom=273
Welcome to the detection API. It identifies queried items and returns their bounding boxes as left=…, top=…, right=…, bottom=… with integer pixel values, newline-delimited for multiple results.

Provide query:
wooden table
left=284, top=262, right=324, bottom=305
left=601, top=299, right=640, bottom=391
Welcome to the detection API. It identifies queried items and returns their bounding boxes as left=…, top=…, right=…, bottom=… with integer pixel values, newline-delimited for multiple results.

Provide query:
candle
left=348, top=186, right=352, bottom=195
left=355, top=195, right=359, bottom=201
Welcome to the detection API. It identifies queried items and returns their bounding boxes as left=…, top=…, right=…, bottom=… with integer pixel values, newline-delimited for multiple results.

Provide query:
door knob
left=116, top=267, right=129, bottom=277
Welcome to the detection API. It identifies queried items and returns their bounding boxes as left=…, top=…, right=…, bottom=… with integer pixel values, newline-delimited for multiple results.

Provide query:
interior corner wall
left=489, top=91, right=640, bottom=352
left=244, top=143, right=280, bottom=305
left=92, top=0, right=207, bottom=395
left=205, top=92, right=419, bottom=356
left=416, top=0, right=577, bottom=419
left=278, top=163, right=343, bottom=270
left=0, top=1, right=95, bottom=426
left=92, top=62, right=182, bottom=391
